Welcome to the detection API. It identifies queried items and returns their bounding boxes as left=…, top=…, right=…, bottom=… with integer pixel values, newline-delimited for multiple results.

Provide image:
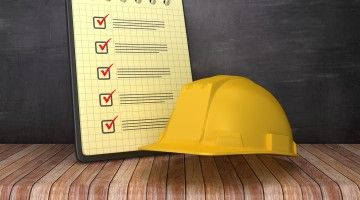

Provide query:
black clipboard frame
left=65, top=0, right=162, bottom=162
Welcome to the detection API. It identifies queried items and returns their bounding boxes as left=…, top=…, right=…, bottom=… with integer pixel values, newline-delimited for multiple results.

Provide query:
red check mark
left=99, top=38, right=111, bottom=50
left=101, top=63, right=113, bottom=76
left=97, top=14, right=109, bottom=26
left=105, top=115, right=118, bottom=130
left=103, top=89, right=116, bottom=103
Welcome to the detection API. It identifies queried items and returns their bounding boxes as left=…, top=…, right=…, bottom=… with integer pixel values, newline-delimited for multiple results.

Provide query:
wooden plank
left=259, top=156, right=302, bottom=199
left=8, top=145, right=72, bottom=200
left=0, top=144, right=37, bottom=170
left=0, top=144, right=29, bottom=163
left=108, top=158, right=139, bottom=200
left=214, top=156, right=244, bottom=200
left=229, top=155, right=263, bottom=200
left=326, top=144, right=360, bottom=165
left=0, top=144, right=63, bottom=200
left=326, top=144, right=360, bottom=166
left=320, top=144, right=360, bottom=175
left=185, top=155, right=205, bottom=200
left=200, top=156, right=224, bottom=200
left=289, top=152, right=342, bottom=199
left=273, top=156, right=322, bottom=199
left=303, top=144, right=360, bottom=188
left=166, top=154, right=186, bottom=200
left=48, top=160, right=88, bottom=200
left=0, top=144, right=21, bottom=155
left=0, top=144, right=52, bottom=180
left=244, top=155, right=283, bottom=200
left=298, top=145, right=360, bottom=198
left=127, top=156, right=154, bottom=200
left=29, top=153, right=77, bottom=200
left=88, top=160, right=123, bottom=200
left=147, top=155, right=169, bottom=200
left=68, top=161, right=106, bottom=200
left=340, top=144, right=360, bottom=158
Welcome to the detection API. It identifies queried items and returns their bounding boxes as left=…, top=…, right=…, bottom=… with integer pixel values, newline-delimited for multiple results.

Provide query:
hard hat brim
left=140, top=141, right=297, bottom=156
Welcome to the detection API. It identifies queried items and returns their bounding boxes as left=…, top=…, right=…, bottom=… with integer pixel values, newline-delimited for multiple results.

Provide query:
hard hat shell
left=140, top=75, right=297, bottom=156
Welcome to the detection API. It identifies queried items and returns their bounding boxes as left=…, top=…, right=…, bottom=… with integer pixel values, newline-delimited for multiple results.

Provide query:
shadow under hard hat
left=140, top=75, right=297, bottom=156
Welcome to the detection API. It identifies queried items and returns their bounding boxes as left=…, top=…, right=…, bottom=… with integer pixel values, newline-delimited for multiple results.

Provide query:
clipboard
left=66, top=0, right=192, bottom=161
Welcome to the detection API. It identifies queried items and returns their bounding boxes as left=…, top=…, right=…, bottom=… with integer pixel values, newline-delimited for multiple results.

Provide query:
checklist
left=68, top=0, right=192, bottom=160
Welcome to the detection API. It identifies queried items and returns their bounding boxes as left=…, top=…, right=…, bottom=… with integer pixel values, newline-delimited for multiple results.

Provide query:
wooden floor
left=0, top=144, right=360, bottom=199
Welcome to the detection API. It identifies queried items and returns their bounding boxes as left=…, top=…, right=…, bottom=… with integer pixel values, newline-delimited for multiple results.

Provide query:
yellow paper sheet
left=70, top=0, right=192, bottom=156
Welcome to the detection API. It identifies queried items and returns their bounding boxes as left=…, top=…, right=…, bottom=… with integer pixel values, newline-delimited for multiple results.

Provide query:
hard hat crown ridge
left=140, top=75, right=297, bottom=156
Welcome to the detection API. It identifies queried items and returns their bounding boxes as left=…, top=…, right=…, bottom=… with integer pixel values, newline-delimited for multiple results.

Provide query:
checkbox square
left=95, top=41, right=109, bottom=54
left=99, top=93, right=113, bottom=107
left=93, top=17, right=106, bottom=29
left=101, top=120, right=115, bottom=134
left=97, top=67, right=110, bottom=80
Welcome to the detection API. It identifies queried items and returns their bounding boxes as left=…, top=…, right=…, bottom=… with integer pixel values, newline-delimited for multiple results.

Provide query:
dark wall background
left=0, top=0, right=359, bottom=143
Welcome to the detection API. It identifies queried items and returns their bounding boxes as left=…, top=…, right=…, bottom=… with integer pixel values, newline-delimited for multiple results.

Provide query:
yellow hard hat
left=140, top=75, right=297, bottom=156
